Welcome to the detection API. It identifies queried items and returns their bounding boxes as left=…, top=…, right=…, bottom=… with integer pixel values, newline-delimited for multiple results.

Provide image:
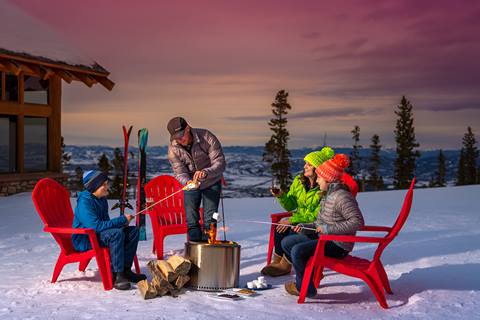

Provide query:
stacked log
left=138, top=255, right=192, bottom=300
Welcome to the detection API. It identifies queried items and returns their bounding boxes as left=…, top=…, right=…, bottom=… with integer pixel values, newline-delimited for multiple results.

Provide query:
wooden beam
left=39, top=66, right=55, bottom=80
left=56, top=70, right=73, bottom=83
left=23, top=105, right=52, bottom=117
left=0, top=53, right=110, bottom=77
left=74, top=72, right=96, bottom=87
left=1, top=59, right=20, bottom=75
left=95, top=76, right=115, bottom=91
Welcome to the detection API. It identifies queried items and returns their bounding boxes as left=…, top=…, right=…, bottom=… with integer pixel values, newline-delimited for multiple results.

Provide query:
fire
left=207, top=223, right=217, bottom=244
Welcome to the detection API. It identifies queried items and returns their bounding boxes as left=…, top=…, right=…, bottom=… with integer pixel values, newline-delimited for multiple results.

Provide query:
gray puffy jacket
left=303, top=183, right=364, bottom=252
left=167, top=128, right=226, bottom=189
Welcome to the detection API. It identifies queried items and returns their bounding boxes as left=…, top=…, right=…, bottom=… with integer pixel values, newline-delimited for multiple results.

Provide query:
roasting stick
left=129, top=181, right=199, bottom=218
left=239, top=220, right=317, bottom=232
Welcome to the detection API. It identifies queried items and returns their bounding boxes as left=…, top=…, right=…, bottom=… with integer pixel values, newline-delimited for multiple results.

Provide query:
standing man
left=167, top=117, right=226, bottom=241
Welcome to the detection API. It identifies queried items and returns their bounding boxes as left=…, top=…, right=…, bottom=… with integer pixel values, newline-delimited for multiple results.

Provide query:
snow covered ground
left=0, top=185, right=479, bottom=319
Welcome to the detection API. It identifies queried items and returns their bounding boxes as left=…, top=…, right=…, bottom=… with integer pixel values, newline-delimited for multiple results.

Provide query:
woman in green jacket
left=261, top=147, right=334, bottom=277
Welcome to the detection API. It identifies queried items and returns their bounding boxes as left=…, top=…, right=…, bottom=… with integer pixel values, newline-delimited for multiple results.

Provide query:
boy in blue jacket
left=72, top=170, right=146, bottom=290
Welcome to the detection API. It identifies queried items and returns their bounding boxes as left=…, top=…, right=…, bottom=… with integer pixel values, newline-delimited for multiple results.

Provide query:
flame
left=218, top=226, right=230, bottom=233
left=207, top=223, right=217, bottom=244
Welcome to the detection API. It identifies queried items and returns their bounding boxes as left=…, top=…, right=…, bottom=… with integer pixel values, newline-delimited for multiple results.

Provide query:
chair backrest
left=144, top=175, right=185, bottom=226
left=386, top=178, right=415, bottom=240
left=32, top=178, right=76, bottom=252
left=341, top=173, right=359, bottom=198
left=373, top=178, right=415, bottom=261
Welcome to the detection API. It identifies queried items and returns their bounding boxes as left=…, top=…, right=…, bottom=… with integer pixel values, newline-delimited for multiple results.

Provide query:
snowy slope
left=0, top=185, right=479, bottom=319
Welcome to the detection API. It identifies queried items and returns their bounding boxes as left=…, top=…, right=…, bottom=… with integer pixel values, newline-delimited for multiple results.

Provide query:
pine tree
left=393, top=96, right=420, bottom=189
left=435, top=149, right=446, bottom=187
left=456, top=149, right=466, bottom=185
left=348, top=126, right=362, bottom=179
left=110, top=148, right=124, bottom=199
left=60, top=136, right=71, bottom=172
left=97, top=153, right=112, bottom=175
left=73, top=166, right=84, bottom=195
left=462, top=127, right=478, bottom=185
left=263, top=89, right=292, bottom=192
left=368, top=134, right=382, bottom=190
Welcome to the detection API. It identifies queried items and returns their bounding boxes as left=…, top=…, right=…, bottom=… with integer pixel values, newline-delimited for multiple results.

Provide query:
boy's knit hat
left=304, top=146, right=335, bottom=168
left=315, top=154, right=350, bottom=182
left=83, top=170, right=109, bottom=193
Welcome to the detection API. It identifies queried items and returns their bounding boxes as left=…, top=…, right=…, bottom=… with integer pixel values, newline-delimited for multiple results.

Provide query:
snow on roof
left=0, top=0, right=108, bottom=74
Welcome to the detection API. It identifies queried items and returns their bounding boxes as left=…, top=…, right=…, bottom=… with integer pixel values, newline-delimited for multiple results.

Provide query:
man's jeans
left=184, top=180, right=222, bottom=241
left=282, top=233, right=348, bottom=296
left=85, top=226, right=139, bottom=273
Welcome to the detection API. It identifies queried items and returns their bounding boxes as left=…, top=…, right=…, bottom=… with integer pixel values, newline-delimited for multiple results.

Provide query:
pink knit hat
left=315, top=154, right=350, bottom=182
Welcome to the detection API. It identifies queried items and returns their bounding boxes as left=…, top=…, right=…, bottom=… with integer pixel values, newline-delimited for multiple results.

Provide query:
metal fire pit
left=184, top=241, right=241, bottom=291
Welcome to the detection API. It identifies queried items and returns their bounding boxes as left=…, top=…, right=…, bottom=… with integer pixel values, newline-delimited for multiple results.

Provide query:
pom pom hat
left=83, top=170, right=109, bottom=193
left=304, top=146, right=335, bottom=168
left=315, top=154, right=350, bottom=183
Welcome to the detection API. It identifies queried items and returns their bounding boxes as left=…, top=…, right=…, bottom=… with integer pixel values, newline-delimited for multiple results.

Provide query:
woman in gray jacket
left=281, top=154, right=364, bottom=298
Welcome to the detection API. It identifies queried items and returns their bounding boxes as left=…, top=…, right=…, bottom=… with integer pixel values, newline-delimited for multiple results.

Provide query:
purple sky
left=11, top=0, right=480, bottom=149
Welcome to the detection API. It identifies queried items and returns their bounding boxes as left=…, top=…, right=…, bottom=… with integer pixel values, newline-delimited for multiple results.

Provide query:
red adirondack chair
left=32, top=178, right=140, bottom=291
left=144, top=175, right=194, bottom=260
left=266, top=173, right=359, bottom=264
left=297, top=178, right=416, bottom=308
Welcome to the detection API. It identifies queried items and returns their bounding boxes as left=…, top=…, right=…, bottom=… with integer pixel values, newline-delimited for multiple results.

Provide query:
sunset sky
left=10, top=0, right=480, bottom=149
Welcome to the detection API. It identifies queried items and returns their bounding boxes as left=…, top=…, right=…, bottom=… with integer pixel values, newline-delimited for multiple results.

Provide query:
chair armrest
left=361, top=225, right=391, bottom=232
left=270, top=212, right=292, bottom=223
left=44, top=226, right=96, bottom=235
left=318, top=234, right=385, bottom=243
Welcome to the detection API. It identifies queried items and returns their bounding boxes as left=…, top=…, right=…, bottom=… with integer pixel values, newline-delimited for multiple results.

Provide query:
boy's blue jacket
left=72, top=190, right=127, bottom=251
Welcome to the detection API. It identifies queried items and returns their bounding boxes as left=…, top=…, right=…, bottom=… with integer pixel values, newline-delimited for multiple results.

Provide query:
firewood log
left=167, top=255, right=191, bottom=276
left=156, top=260, right=177, bottom=282
left=151, top=275, right=170, bottom=297
left=174, top=274, right=190, bottom=289
left=137, top=280, right=157, bottom=300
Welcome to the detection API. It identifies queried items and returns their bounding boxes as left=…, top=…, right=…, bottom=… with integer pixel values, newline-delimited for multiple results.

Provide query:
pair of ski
left=111, top=125, right=148, bottom=241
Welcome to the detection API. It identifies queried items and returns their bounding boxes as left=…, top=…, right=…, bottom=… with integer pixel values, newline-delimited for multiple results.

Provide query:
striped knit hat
left=304, top=146, right=334, bottom=168
left=83, top=170, right=109, bottom=193
left=315, top=154, right=350, bottom=182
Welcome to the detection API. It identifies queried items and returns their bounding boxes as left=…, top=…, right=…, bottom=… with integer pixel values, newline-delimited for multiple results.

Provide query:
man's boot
left=124, top=268, right=147, bottom=283
left=261, top=255, right=292, bottom=277
left=113, top=271, right=131, bottom=290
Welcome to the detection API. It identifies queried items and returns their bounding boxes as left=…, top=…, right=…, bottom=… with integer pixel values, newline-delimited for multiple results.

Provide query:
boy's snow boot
left=124, top=268, right=147, bottom=283
left=113, top=271, right=131, bottom=290
left=261, top=255, right=292, bottom=277
left=260, top=253, right=282, bottom=275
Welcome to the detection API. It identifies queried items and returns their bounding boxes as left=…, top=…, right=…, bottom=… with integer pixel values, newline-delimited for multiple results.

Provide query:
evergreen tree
left=348, top=125, right=362, bottom=179
left=393, top=96, right=420, bottom=189
left=60, top=136, right=71, bottom=172
left=435, top=149, right=446, bottom=187
left=368, top=134, right=383, bottom=190
left=456, top=149, right=466, bottom=185
left=263, top=89, right=292, bottom=192
left=462, top=127, right=478, bottom=185
left=110, top=148, right=124, bottom=199
left=73, top=166, right=84, bottom=196
left=97, top=153, right=112, bottom=175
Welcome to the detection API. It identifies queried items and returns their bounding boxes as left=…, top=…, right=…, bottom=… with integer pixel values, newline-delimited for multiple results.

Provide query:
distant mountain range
left=64, top=145, right=464, bottom=198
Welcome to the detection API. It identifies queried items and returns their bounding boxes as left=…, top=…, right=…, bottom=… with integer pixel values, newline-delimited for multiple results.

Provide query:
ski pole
left=235, top=219, right=317, bottom=232
left=220, top=191, right=227, bottom=242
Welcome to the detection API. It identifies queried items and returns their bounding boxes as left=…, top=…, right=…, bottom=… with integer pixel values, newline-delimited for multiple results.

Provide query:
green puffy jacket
left=277, top=175, right=321, bottom=224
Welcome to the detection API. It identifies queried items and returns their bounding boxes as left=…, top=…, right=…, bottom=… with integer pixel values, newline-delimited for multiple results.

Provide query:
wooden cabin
left=0, top=2, right=114, bottom=196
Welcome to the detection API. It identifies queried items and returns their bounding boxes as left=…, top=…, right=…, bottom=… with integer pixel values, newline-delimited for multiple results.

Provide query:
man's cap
left=167, top=117, right=188, bottom=141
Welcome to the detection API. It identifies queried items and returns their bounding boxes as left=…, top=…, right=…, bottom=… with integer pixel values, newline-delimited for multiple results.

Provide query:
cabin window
left=24, top=75, right=49, bottom=105
left=0, top=116, right=17, bottom=173
left=24, top=117, right=48, bottom=172
left=5, top=73, right=19, bottom=102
